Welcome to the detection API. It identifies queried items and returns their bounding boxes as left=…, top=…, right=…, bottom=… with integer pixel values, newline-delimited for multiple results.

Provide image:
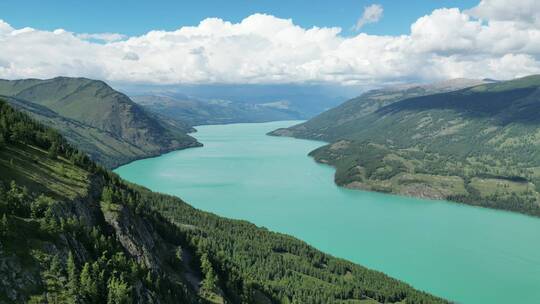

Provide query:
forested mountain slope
left=270, top=76, right=540, bottom=217
left=270, top=78, right=489, bottom=140
left=0, top=77, right=200, bottom=168
left=0, top=101, right=445, bottom=303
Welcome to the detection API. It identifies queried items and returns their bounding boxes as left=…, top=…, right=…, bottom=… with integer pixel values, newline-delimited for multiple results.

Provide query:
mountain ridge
left=0, top=77, right=201, bottom=168
left=131, top=94, right=304, bottom=126
left=270, top=75, right=540, bottom=217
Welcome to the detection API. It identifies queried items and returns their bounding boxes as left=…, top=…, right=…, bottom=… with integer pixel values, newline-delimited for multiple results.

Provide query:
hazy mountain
left=0, top=77, right=200, bottom=168
left=121, top=83, right=350, bottom=120
left=0, top=101, right=446, bottom=303
left=132, top=94, right=303, bottom=125
left=271, top=76, right=540, bottom=217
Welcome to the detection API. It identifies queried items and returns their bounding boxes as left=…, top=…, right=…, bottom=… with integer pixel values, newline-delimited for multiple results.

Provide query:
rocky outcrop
left=102, top=204, right=162, bottom=271
left=0, top=243, right=42, bottom=303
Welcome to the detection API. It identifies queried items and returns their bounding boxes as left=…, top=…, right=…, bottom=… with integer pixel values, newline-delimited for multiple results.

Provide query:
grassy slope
left=271, top=76, right=540, bottom=217
left=0, top=77, right=200, bottom=168
left=0, top=103, right=446, bottom=303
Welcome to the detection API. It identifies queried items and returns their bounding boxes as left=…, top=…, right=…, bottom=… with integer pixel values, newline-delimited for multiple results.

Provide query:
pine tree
left=200, top=253, right=218, bottom=293
left=175, top=246, right=183, bottom=265
left=102, top=187, right=114, bottom=204
left=80, top=262, right=98, bottom=303
left=44, top=255, right=63, bottom=302
left=0, top=214, right=9, bottom=238
left=107, top=276, right=131, bottom=304
left=66, top=252, right=79, bottom=303
left=47, top=140, right=60, bottom=159
left=31, top=195, right=53, bottom=218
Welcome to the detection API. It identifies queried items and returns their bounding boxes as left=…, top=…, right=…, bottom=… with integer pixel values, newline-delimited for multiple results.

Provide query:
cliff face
left=102, top=202, right=162, bottom=271
left=0, top=179, right=204, bottom=304
left=0, top=135, right=203, bottom=303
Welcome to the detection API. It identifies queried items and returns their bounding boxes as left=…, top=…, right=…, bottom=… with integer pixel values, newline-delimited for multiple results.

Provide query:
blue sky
left=1, top=0, right=478, bottom=36
left=0, top=0, right=538, bottom=86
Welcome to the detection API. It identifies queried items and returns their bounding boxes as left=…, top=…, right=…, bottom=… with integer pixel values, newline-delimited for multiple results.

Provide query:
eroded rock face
left=344, top=181, right=371, bottom=191
left=0, top=243, right=42, bottom=302
left=398, top=184, right=446, bottom=200
left=102, top=204, right=162, bottom=271
left=329, top=140, right=351, bottom=151
left=346, top=181, right=447, bottom=200
left=0, top=172, right=173, bottom=303
left=268, top=128, right=294, bottom=137
left=52, top=175, right=104, bottom=227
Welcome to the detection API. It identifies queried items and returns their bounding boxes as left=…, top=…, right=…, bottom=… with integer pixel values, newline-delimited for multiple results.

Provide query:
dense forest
left=271, top=75, right=540, bottom=217
left=0, top=100, right=446, bottom=303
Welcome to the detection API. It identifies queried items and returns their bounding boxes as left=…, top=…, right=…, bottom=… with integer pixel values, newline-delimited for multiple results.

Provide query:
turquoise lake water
left=115, top=121, right=540, bottom=303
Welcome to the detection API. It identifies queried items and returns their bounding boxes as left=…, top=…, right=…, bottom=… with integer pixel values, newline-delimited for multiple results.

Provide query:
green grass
left=0, top=143, right=88, bottom=200
left=470, top=178, right=533, bottom=197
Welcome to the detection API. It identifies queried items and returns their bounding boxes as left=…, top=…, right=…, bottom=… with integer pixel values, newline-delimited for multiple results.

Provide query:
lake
left=115, top=121, right=540, bottom=303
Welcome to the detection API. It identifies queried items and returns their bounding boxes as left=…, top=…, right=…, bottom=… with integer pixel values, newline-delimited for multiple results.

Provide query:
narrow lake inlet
left=115, top=120, right=540, bottom=304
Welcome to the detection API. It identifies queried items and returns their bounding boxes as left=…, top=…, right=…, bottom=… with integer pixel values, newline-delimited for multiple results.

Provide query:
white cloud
left=467, top=0, right=540, bottom=25
left=122, top=52, right=139, bottom=61
left=0, top=0, right=539, bottom=86
left=78, top=32, right=127, bottom=42
left=354, top=4, right=384, bottom=31
left=0, top=20, right=13, bottom=34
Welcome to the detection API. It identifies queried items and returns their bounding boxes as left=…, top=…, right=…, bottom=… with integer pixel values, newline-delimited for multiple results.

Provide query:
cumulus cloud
left=122, top=52, right=139, bottom=61
left=467, top=0, right=540, bottom=25
left=78, top=32, right=127, bottom=42
left=354, top=4, right=384, bottom=31
left=0, top=0, right=539, bottom=86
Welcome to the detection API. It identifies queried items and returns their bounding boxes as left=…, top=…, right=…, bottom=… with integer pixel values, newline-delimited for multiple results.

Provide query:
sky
left=0, top=0, right=539, bottom=87
left=0, top=0, right=479, bottom=36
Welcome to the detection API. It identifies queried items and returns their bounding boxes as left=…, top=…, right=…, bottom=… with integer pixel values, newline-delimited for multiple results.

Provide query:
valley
left=0, top=101, right=444, bottom=303
left=115, top=120, right=540, bottom=304
left=2, top=1, right=540, bottom=303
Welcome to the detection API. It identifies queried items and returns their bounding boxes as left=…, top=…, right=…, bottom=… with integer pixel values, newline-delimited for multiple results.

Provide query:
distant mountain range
left=0, top=77, right=200, bottom=168
left=122, top=83, right=349, bottom=120
left=131, top=94, right=303, bottom=125
left=271, top=75, right=540, bottom=217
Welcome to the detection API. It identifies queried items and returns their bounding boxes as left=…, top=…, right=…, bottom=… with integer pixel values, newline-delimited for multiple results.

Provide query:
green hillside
left=270, top=76, right=540, bottom=217
left=0, top=101, right=445, bottom=303
left=0, top=77, right=200, bottom=168
left=132, top=95, right=303, bottom=126
left=270, top=79, right=489, bottom=140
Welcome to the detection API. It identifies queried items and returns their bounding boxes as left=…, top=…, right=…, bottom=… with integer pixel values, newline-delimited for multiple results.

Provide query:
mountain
left=132, top=94, right=303, bottom=125
left=270, top=76, right=540, bottom=217
left=122, top=83, right=349, bottom=120
left=0, top=101, right=446, bottom=303
left=271, top=78, right=490, bottom=140
left=0, top=77, right=200, bottom=168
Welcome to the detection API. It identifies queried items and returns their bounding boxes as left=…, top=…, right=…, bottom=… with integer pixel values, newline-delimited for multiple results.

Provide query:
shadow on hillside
left=376, top=87, right=540, bottom=125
